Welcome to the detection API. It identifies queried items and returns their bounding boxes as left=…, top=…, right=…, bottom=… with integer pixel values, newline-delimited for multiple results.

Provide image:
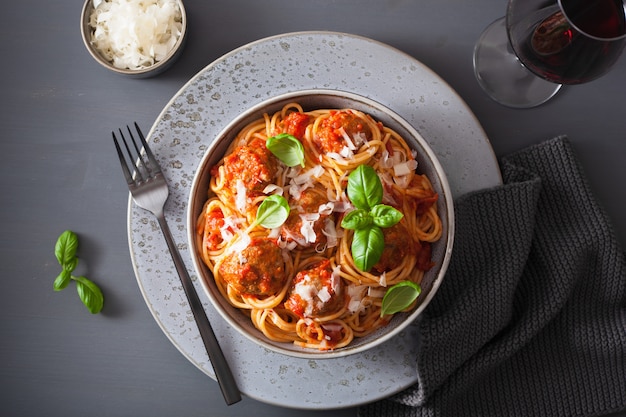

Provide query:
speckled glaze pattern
left=127, top=31, right=501, bottom=409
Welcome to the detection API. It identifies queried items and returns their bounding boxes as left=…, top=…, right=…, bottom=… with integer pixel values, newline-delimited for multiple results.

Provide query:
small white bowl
left=80, top=0, right=187, bottom=78
left=187, top=90, right=455, bottom=359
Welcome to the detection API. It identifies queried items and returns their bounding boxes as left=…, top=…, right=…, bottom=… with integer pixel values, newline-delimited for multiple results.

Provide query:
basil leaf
left=74, top=276, right=104, bottom=314
left=51, top=230, right=105, bottom=314
left=255, top=194, right=290, bottom=229
left=351, top=226, right=384, bottom=272
left=63, top=257, right=79, bottom=273
left=55, top=230, right=78, bottom=268
left=341, top=209, right=373, bottom=230
left=53, top=270, right=72, bottom=291
left=347, top=165, right=383, bottom=210
left=371, top=204, right=404, bottom=228
left=380, top=281, right=421, bottom=316
left=266, top=133, right=305, bottom=167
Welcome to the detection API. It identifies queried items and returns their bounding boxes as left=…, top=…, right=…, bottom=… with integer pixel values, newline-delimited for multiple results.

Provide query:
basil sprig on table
left=53, top=230, right=104, bottom=314
left=266, top=133, right=305, bottom=167
left=253, top=194, right=290, bottom=229
left=341, top=165, right=403, bottom=272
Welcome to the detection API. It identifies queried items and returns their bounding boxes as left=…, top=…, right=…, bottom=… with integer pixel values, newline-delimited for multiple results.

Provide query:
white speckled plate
left=128, top=31, right=502, bottom=409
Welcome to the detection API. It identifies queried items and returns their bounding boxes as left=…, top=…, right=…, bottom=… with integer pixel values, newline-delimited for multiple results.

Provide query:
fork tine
left=133, top=122, right=162, bottom=174
left=112, top=131, right=135, bottom=186
left=125, top=125, right=152, bottom=178
left=118, top=127, right=146, bottom=183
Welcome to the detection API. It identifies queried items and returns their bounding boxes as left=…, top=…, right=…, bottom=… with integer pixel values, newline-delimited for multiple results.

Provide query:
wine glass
left=473, top=0, right=626, bottom=108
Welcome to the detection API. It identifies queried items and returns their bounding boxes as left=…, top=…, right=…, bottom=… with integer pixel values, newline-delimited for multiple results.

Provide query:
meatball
left=280, top=189, right=329, bottom=248
left=372, top=221, right=415, bottom=273
left=220, top=139, right=279, bottom=195
left=314, top=110, right=373, bottom=154
left=218, top=238, right=286, bottom=296
left=282, top=111, right=312, bottom=140
left=284, top=259, right=344, bottom=318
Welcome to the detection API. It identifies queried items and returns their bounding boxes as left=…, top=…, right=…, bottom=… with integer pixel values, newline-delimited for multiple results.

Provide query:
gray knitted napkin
left=359, top=136, right=626, bottom=417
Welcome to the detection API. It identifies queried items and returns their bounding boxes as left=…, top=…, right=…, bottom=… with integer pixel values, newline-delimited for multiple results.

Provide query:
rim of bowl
left=187, top=89, right=455, bottom=359
left=80, top=0, right=187, bottom=77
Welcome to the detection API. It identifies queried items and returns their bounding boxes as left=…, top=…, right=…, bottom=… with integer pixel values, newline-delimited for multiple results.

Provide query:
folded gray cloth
left=358, top=136, right=626, bottom=417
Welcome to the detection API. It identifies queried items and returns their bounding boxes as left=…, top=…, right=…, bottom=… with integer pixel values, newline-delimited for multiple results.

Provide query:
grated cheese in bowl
left=87, top=0, right=184, bottom=71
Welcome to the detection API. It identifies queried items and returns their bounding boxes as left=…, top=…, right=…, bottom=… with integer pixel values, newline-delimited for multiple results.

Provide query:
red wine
left=510, top=0, right=626, bottom=84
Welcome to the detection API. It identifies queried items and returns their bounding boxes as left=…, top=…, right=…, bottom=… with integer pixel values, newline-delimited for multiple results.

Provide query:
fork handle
left=156, top=214, right=242, bottom=405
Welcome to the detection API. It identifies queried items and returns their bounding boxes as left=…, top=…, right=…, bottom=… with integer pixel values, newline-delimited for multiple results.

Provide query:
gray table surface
left=2, top=1, right=625, bottom=416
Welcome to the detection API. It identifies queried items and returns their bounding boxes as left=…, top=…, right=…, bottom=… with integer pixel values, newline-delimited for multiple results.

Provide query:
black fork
left=113, top=123, right=241, bottom=405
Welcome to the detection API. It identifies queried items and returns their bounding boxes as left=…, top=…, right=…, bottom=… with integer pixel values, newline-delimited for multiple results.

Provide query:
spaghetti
left=196, top=103, right=442, bottom=350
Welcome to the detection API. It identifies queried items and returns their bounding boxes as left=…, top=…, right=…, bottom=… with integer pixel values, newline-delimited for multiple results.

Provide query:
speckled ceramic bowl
left=80, top=0, right=187, bottom=78
left=187, top=89, right=454, bottom=359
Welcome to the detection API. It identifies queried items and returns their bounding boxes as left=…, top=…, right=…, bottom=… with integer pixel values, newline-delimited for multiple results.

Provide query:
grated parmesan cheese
left=288, top=165, right=324, bottom=200
left=263, top=184, right=284, bottom=196
left=318, top=202, right=334, bottom=216
left=378, top=272, right=387, bottom=287
left=338, top=127, right=357, bottom=150
left=346, top=284, right=368, bottom=313
left=292, top=165, right=324, bottom=185
left=321, top=218, right=341, bottom=249
left=317, top=287, right=332, bottom=303
left=299, top=215, right=318, bottom=244
left=393, top=160, right=418, bottom=177
left=228, top=232, right=251, bottom=257
left=220, top=216, right=244, bottom=242
left=367, top=287, right=387, bottom=299
left=235, top=179, right=247, bottom=213
left=331, top=266, right=342, bottom=294
left=326, top=152, right=348, bottom=163
left=89, top=0, right=183, bottom=70
left=339, top=146, right=355, bottom=159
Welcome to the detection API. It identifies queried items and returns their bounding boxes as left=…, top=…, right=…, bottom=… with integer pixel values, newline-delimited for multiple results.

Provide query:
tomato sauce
left=201, top=208, right=226, bottom=252
left=415, top=241, right=434, bottom=271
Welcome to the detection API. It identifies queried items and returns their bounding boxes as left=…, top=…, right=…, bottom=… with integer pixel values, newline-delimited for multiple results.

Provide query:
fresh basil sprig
left=380, top=281, right=421, bottom=316
left=53, top=230, right=104, bottom=314
left=266, top=133, right=305, bottom=167
left=341, top=165, right=403, bottom=272
left=253, top=194, right=290, bottom=229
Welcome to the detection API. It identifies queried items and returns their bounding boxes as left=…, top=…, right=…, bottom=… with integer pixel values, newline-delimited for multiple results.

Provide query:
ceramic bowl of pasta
left=188, top=90, right=454, bottom=358
left=80, top=0, right=187, bottom=78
